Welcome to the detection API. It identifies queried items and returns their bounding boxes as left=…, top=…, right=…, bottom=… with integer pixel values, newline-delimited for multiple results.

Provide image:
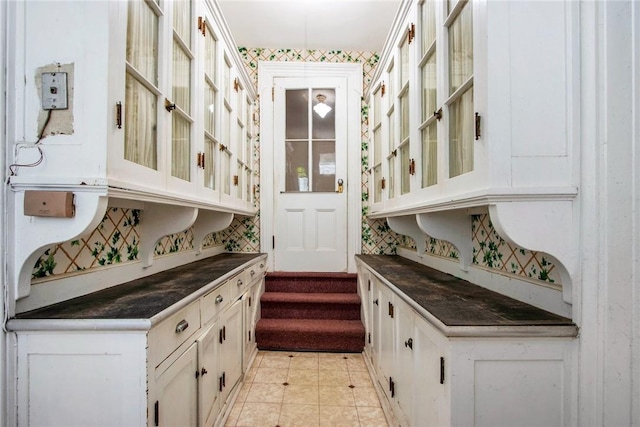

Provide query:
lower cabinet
left=11, top=255, right=267, bottom=427
left=358, top=260, right=576, bottom=427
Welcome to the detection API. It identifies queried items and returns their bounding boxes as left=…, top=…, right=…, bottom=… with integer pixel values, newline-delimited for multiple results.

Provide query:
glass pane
left=400, top=91, right=409, bottom=141
left=373, top=165, right=382, bottom=203
left=388, top=109, right=395, bottom=151
left=387, top=64, right=395, bottom=100
left=373, top=88, right=381, bottom=125
left=285, top=140, right=309, bottom=192
left=222, top=151, right=231, bottom=195
left=171, top=114, right=190, bottom=181
left=125, top=74, right=157, bottom=169
left=449, top=87, right=474, bottom=177
left=205, top=25, right=216, bottom=80
left=126, top=0, right=158, bottom=85
left=204, top=136, right=217, bottom=190
left=422, top=122, right=437, bottom=187
left=173, top=0, right=191, bottom=47
left=173, top=40, right=191, bottom=113
left=312, top=140, right=335, bottom=192
left=223, top=106, right=230, bottom=144
left=237, top=162, right=243, bottom=198
left=286, top=89, right=309, bottom=139
left=422, top=53, right=437, bottom=121
left=400, top=144, right=410, bottom=195
left=237, top=121, right=243, bottom=160
left=449, top=3, right=473, bottom=94
left=245, top=131, right=251, bottom=167
left=388, top=158, right=395, bottom=199
left=400, top=37, right=409, bottom=87
left=373, top=127, right=381, bottom=164
left=204, top=83, right=215, bottom=135
left=223, top=59, right=231, bottom=100
left=312, top=89, right=335, bottom=139
left=422, top=0, right=436, bottom=53
left=245, top=169, right=252, bottom=202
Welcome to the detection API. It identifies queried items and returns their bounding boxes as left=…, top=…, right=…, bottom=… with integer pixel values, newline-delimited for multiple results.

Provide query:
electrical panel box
left=24, top=191, right=75, bottom=218
left=41, top=72, right=68, bottom=110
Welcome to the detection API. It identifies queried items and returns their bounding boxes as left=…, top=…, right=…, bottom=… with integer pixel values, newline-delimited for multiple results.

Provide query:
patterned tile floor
left=225, top=351, right=389, bottom=427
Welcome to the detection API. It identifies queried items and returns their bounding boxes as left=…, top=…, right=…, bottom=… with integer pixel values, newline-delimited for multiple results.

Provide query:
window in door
left=399, top=30, right=411, bottom=195
left=284, top=88, right=336, bottom=192
left=386, top=62, right=396, bottom=199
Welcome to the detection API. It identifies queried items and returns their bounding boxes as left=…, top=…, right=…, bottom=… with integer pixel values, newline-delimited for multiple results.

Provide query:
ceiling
left=217, top=0, right=402, bottom=52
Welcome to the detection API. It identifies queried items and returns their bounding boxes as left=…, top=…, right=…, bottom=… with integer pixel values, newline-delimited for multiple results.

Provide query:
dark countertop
left=356, top=254, right=576, bottom=330
left=16, top=253, right=265, bottom=320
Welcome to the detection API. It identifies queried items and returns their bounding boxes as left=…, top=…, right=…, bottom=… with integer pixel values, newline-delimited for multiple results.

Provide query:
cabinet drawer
left=247, top=260, right=267, bottom=284
left=202, top=281, right=230, bottom=325
left=228, top=271, right=248, bottom=300
left=151, top=300, right=201, bottom=367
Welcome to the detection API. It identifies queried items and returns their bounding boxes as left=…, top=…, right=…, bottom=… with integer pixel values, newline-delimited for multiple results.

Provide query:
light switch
left=41, top=72, right=68, bottom=110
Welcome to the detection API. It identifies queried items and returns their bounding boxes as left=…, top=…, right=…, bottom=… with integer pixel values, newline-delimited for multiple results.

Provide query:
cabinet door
left=412, top=309, right=450, bottom=427
left=198, top=324, right=220, bottom=427
left=395, top=300, right=415, bottom=424
left=377, top=283, right=396, bottom=394
left=219, top=297, right=244, bottom=402
left=154, top=342, right=198, bottom=427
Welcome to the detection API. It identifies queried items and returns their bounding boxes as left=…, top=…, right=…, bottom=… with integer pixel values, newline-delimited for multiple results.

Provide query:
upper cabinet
left=5, top=0, right=256, bottom=301
left=7, top=0, right=256, bottom=214
left=367, top=0, right=580, bottom=303
left=367, top=0, right=579, bottom=215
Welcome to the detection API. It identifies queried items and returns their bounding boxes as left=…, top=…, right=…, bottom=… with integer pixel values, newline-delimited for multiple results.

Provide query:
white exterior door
left=273, top=77, right=348, bottom=272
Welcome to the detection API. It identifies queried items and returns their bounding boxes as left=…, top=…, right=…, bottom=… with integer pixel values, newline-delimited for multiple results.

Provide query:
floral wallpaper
left=32, top=47, right=558, bottom=287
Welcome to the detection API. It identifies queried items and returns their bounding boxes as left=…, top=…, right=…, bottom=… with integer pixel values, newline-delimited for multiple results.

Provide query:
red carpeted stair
left=256, top=272, right=365, bottom=352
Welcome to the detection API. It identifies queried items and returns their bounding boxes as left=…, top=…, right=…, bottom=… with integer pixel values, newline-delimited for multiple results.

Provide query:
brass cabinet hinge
left=381, top=82, right=386, bottom=97
left=197, top=16, right=206, bottom=36
left=475, top=112, right=481, bottom=140
left=233, top=78, right=239, bottom=92
left=272, top=86, right=275, bottom=101
left=381, top=177, right=386, bottom=190
left=408, top=23, right=415, bottom=44
left=409, top=158, right=416, bottom=175
left=233, top=175, right=239, bottom=186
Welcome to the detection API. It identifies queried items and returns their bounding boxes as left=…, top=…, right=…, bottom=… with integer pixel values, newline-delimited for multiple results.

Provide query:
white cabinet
left=7, top=0, right=256, bottom=213
left=368, top=0, right=578, bottom=213
left=365, top=0, right=579, bottom=302
left=356, top=255, right=577, bottom=427
left=9, top=254, right=267, bottom=427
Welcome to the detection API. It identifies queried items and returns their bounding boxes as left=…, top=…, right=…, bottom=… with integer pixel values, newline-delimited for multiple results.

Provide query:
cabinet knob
left=215, top=295, right=224, bottom=304
left=237, top=279, right=243, bottom=286
left=175, top=319, right=189, bottom=333
left=250, top=270, right=256, bottom=277
left=404, top=338, right=413, bottom=349
left=259, top=263, right=264, bottom=268
left=373, top=298, right=379, bottom=306
left=201, top=367, right=208, bottom=376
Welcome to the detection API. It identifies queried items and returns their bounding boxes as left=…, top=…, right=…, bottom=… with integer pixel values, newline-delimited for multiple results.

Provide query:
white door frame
left=259, top=61, right=362, bottom=273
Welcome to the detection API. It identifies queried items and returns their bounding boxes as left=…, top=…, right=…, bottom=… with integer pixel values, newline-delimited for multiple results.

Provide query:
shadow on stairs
left=255, top=272, right=365, bottom=353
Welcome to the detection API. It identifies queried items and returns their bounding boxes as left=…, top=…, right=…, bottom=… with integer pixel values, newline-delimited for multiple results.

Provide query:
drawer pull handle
left=175, top=319, right=189, bottom=333
left=215, top=295, right=224, bottom=304
left=237, top=279, right=243, bottom=286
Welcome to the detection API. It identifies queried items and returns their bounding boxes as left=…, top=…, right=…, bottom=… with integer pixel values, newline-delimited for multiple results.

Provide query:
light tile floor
left=225, top=351, right=389, bottom=427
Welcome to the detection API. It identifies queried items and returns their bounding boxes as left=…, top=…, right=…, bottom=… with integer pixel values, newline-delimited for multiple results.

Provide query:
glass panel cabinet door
left=447, top=2, right=474, bottom=177
left=125, top=0, right=159, bottom=170
left=171, top=0, right=193, bottom=182
left=203, top=19, right=218, bottom=191
left=420, top=0, right=438, bottom=188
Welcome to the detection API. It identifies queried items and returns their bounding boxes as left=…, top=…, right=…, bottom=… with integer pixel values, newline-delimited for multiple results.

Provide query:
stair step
left=265, top=272, right=357, bottom=293
left=256, top=318, right=365, bottom=353
left=260, top=292, right=361, bottom=320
